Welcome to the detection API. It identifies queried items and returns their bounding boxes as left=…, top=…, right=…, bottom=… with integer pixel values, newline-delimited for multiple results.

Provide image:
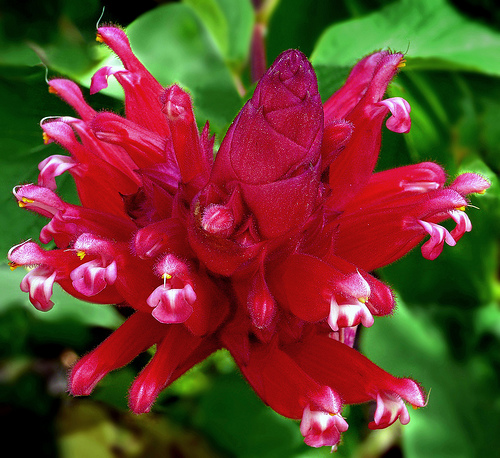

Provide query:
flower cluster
left=8, top=26, right=488, bottom=449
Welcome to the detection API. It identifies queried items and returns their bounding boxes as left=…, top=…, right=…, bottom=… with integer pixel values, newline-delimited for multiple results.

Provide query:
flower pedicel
left=8, top=26, right=489, bottom=449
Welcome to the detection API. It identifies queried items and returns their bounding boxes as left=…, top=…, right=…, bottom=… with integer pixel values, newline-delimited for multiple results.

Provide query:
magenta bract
left=8, top=25, right=489, bottom=449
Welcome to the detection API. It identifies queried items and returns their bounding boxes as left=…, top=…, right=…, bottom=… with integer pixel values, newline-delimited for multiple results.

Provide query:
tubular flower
left=8, top=26, right=489, bottom=450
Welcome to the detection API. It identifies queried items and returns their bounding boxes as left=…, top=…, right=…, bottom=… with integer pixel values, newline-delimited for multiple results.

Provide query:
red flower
left=8, top=26, right=489, bottom=449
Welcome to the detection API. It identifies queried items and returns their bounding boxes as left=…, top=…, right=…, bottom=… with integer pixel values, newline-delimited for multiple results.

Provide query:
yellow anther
left=358, top=297, right=368, bottom=304
left=8, top=261, right=19, bottom=271
left=96, top=32, right=104, bottom=43
left=42, top=132, right=51, bottom=145
left=457, top=205, right=466, bottom=211
left=397, top=59, right=406, bottom=68
left=162, top=272, right=172, bottom=288
left=76, top=251, right=86, bottom=261
left=48, top=86, right=58, bottom=95
left=18, top=197, right=34, bottom=208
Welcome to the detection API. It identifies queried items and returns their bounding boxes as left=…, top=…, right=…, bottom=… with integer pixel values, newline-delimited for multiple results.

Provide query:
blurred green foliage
left=1, top=0, right=499, bottom=456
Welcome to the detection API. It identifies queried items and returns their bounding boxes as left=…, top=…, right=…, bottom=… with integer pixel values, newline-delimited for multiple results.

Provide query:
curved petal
left=161, top=85, right=208, bottom=183
left=48, top=78, right=96, bottom=121
left=128, top=324, right=203, bottom=413
left=285, top=331, right=426, bottom=409
left=20, top=266, right=57, bottom=311
left=377, top=97, right=411, bottom=133
left=231, top=340, right=338, bottom=419
left=325, top=52, right=407, bottom=210
left=96, top=27, right=169, bottom=135
left=69, top=312, right=166, bottom=396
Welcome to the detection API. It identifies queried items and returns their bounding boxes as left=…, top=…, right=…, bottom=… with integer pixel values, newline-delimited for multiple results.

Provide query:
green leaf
left=266, top=0, right=354, bottom=63
left=384, top=71, right=500, bottom=171
left=184, top=0, right=230, bottom=58
left=311, top=0, right=500, bottom=76
left=314, top=64, right=352, bottom=103
left=0, top=0, right=103, bottom=76
left=194, top=372, right=305, bottom=458
left=360, top=300, right=500, bottom=457
left=184, top=0, right=233, bottom=61
left=213, top=0, right=254, bottom=67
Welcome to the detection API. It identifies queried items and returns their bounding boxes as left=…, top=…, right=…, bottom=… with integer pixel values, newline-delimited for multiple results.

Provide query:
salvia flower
left=8, top=26, right=489, bottom=450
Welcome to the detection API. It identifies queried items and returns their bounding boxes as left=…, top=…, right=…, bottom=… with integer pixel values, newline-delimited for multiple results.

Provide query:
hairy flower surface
left=8, top=26, right=489, bottom=449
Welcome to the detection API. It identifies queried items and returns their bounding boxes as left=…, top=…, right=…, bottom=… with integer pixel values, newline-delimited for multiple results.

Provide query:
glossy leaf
left=360, top=299, right=500, bottom=457
left=312, top=0, right=500, bottom=75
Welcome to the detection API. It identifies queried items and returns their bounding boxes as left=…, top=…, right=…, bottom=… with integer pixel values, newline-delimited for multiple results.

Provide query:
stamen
left=96, top=6, right=105, bottom=31
left=43, top=63, right=49, bottom=85
left=42, top=132, right=51, bottom=145
left=8, top=261, right=19, bottom=271
left=162, top=272, right=172, bottom=288
left=76, top=250, right=86, bottom=260
left=18, top=197, right=35, bottom=208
